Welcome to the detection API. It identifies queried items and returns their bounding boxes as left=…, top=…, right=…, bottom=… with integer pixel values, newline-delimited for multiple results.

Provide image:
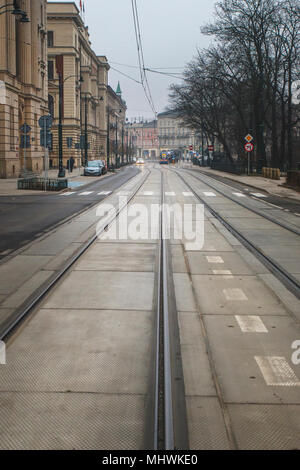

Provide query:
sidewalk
left=183, top=164, right=300, bottom=202
left=0, top=167, right=119, bottom=196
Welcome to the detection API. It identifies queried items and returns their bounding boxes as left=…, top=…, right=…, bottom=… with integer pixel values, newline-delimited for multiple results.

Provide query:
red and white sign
left=244, top=142, right=254, bottom=152
left=208, top=145, right=214, bottom=152
left=189, top=145, right=193, bottom=151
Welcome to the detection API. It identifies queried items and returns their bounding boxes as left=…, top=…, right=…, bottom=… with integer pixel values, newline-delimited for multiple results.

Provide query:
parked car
left=136, top=158, right=145, bottom=165
left=84, top=160, right=103, bottom=176
left=99, top=160, right=107, bottom=174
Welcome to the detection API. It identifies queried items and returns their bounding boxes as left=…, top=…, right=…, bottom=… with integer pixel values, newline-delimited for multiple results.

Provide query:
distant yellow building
left=0, top=0, right=48, bottom=178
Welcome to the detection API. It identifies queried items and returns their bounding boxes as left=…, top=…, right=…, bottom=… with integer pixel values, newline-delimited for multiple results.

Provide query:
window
left=48, top=61, right=54, bottom=80
left=48, top=95, right=54, bottom=117
left=10, top=107, right=15, bottom=149
left=47, top=31, right=54, bottom=47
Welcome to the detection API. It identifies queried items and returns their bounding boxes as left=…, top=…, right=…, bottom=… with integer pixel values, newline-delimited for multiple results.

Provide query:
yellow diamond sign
left=245, top=134, right=253, bottom=142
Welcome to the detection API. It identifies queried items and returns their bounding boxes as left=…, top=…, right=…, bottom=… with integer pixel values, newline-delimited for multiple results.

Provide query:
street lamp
left=0, top=2, right=30, bottom=21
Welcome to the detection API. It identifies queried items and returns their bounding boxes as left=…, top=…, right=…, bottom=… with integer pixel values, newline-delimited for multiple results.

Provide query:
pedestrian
left=70, top=156, right=75, bottom=173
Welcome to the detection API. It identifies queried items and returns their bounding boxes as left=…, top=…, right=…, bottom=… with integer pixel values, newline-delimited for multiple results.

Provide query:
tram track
left=0, top=169, right=152, bottom=341
left=173, top=168, right=300, bottom=305
left=182, top=168, right=300, bottom=236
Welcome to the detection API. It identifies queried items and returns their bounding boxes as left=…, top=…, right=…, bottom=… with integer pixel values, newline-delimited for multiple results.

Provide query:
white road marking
left=213, top=270, right=234, bottom=278
left=98, top=191, right=112, bottom=195
left=235, top=315, right=268, bottom=333
left=143, top=191, right=154, bottom=196
left=183, top=192, right=193, bottom=197
left=117, top=191, right=130, bottom=196
left=61, top=192, right=76, bottom=196
left=79, top=191, right=94, bottom=196
left=203, top=192, right=216, bottom=197
left=233, top=192, right=246, bottom=198
left=206, top=256, right=224, bottom=263
left=165, top=192, right=176, bottom=196
left=295, top=213, right=300, bottom=217
left=251, top=193, right=267, bottom=198
left=223, top=288, right=248, bottom=301
left=255, top=356, right=300, bottom=386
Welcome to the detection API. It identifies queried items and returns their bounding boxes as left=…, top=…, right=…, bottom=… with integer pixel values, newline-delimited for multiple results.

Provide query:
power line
left=110, top=66, right=142, bottom=84
left=131, top=0, right=157, bottom=117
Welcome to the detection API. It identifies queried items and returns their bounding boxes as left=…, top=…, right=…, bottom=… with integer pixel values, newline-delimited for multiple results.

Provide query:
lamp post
left=84, top=94, right=88, bottom=167
left=0, top=2, right=30, bottom=21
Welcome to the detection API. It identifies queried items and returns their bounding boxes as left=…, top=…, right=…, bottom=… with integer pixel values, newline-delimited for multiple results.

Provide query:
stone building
left=0, top=0, right=48, bottom=178
left=158, top=110, right=201, bottom=158
left=126, top=119, right=159, bottom=159
left=107, top=82, right=127, bottom=167
left=47, top=2, right=110, bottom=168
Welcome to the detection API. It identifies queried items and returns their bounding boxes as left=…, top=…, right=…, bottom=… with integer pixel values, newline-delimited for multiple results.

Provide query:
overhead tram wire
left=110, top=66, right=142, bottom=85
left=131, top=0, right=157, bottom=117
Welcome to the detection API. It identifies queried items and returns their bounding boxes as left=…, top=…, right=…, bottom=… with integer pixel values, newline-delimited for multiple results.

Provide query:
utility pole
left=84, top=94, right=88, bottom=166
left=121, top=122, right=124, bottom=165
left=106, top=107, right=110, bottom=170
left=115, top=114, right=118, bottom=168
left=56, top=55, right=65, bottom=177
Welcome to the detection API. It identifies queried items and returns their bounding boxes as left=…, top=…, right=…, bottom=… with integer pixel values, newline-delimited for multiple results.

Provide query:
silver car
left=84, top=161, right=103, bottom=176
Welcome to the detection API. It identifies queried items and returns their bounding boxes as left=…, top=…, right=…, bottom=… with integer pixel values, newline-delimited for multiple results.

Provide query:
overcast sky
left=49, top=0, right=217, bottom=120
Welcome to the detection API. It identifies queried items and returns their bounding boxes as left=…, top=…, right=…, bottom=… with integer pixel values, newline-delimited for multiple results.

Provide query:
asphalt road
left=0, top=166, right=140, bottom=258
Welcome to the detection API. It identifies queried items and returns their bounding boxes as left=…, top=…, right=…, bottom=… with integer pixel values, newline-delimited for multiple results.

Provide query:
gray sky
left=49, top=0, right=217, bottom=119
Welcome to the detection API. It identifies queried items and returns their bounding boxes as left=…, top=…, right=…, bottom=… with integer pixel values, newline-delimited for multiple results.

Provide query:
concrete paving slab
left=204, top=315, right=300, bottom=404
left=235, top=246, right=270, bottom=275
left=43, top=243, right=83, bottom=271
left=242, top=229, right=300, bottom=246
left=193, top=275, right=288, bottom=316
left=171, top=245, right=187, bottom=273
left=217, top=209, right=260, bottom=218
left=173, top=273, right=197, bottom=312
left=2, top=271, right=55, bottom=308
left=0, top=392, right=146, bottom=450
left=43, top=271, right=155, bottom=311
left=0, top=255, right=52, bottom=295
left=0, top=309, right=152, bottom=394
left=74, top=243, right=156, bottom=272
left=224, top=217, right=277, bottom=230
left=186, top=397, right=230, bottom=450
left=228, top=404, right=300, bottom=450
left=0, top=308, right=14, bottom=329
left=258, top=274, right=300, bottom=321
left=187, top=252, right=253, bottom=275
left=23, top=222, right=92, bottom=256
left=179, top=312, right=215, bottom=396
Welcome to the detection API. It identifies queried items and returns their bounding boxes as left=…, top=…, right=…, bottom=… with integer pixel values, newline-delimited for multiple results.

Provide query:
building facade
left=0, top=0, right=48, bottom=178
left=107, top=83, right=127, bottom=167
left=126, top=119, right=159, bottom=159
left=47, top=2, right=110, bottom=168
left=158, top=111, right=201, bottom=158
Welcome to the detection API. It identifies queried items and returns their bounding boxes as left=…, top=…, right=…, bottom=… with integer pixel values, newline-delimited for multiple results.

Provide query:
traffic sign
left=40, top=130, right=53, bottom=149
left=245, top=142, right=254, bottom=152
left=189, top=145, right=193, bottom=151
left=245, top=134, right=253, bottom=143
left=208, top=145, right=214, bottom=151
left=21, top=135, right=31, bottom=149
left=38, top=115, right=53, bottom=129
left=20, top=123, right=31, bottom=134
left=66, top=137, right=73, bottom=149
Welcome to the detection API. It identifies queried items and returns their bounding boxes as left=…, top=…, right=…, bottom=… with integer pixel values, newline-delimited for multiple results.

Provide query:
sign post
left=20, top=124, right=31, bottom=176
left=244, top=142, right=254, bottom=175
left=39, top=115, right=53, bottom=190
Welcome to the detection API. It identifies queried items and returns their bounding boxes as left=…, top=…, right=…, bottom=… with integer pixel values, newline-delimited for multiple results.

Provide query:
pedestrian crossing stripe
left=233, top=192, right=246, bottom=197
left=165, top=192, right=176, bottom=196
left=203, top=192, right=216, bottom=197
left=79, top=191, right=94, bottom=195
left=98, top=191, right=112, bottom=195
left=183, top=192, right=193, bottom=197
left=61, top=192, right=76, bottom=196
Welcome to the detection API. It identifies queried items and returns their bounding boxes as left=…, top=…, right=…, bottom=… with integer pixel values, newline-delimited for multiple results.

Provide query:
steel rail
left=154, top=169, right=174, bottom=450
left=183, top=168, right=300, bottom=236
left=174, top=169, right=300, bottom=302
left=0, top=169, right=152, bottom=341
